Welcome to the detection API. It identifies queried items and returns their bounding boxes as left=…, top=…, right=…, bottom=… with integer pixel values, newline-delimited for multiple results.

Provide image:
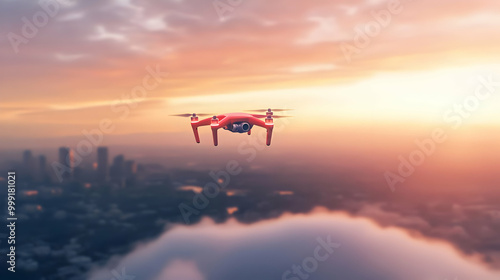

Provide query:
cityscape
left=1, top=146, right=500, bottom=279
left=17, top=147, right=138, bottom=189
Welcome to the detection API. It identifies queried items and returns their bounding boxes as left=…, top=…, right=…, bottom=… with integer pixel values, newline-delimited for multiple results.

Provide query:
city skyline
left=14, top=146, right=137, bottom=186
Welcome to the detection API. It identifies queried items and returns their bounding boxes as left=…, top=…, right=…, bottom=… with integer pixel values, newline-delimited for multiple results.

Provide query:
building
left=58, top=147, right=74, bottom=180
left=110, top=155, right=125, bottom=187
left=124, top=160, right=137, bottom=177
left=38, top=155, right=49, bottom=182
left=124, top=160, right=137, bottom=187
left=22, top=150, right=36, bottom=180
left=96, top=147, right=109, bottom=182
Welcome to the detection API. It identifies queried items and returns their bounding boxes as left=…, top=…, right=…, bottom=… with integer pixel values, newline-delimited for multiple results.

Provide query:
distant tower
left=58, top=147, right=74, bottom=180
left=38, top=155, right=48, bottom=182
left=96, top=147, right=109, bottom=182
left=124, top=160, right=137, bottom=187
left=23, top=150, right=33, bottom=164
left=22, top=150, right=36, bottom=180
left=124, top=160, right=137, bottom=176
left=110, top=155, right=125, bottom=186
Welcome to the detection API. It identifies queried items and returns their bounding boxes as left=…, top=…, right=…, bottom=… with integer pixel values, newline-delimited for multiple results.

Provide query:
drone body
left=173, top=109, right=290, bottom=146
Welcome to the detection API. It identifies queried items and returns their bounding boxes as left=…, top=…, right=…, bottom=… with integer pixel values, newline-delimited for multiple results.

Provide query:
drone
left=171, top=109, right=291, bottom=146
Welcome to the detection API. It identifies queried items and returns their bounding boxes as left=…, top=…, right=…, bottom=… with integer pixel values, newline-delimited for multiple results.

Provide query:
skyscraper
left=38, top=155, right=48, bottom=182
left=58, top=147, right=74, bottom=181
left=22, top=150, right=36, bottom=180
left=110, top=155, right=124, bottom=177
left=22, top=149, right=32, bottom=163
left=96, top=147, right=109, bottom=182
left=124, top=160, right=137, bottom=187
left=124, top=160, right=137, bottom=177
left=110, top=155, right=125, bottom=187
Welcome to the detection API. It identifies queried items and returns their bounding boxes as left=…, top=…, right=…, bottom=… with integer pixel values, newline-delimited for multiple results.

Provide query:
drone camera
left=242, top=122, right=251, bottom=131
left=232, top=122, right=252, bottom=133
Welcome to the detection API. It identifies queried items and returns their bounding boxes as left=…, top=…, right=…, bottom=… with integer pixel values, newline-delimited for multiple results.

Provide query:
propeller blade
left=251, top=114, right=293, bottom=119
left=246, top=108, right=294, bottom=112
left=170, top=113, right=213, bottom=117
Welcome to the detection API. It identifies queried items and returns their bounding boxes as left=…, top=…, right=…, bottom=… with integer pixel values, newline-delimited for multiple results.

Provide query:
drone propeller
left=170, top=113, right=213, bottom=117
left=251, top=114, right=292, bottom=119
left=246, top=108, right=293, bottom=112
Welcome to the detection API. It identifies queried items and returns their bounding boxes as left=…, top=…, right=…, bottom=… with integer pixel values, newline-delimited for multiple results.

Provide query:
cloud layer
left=1, top=0, right=499, bottom=122
left=88, top=210, right=500, bottom=280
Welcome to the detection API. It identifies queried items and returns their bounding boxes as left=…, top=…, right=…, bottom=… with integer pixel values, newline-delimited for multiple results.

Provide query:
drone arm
left=248, top=117, right=274, bottom=146
left=191, top=126, right=200, bottom=143
left=210, top=116, right=231, bottom=146
left=263, top=125, right=273, bottom=146
left=190, top=117, right=212, bottom=143
left=266, top=126, right=273, bottom=146
left=211, top=127, right=218, bottom=146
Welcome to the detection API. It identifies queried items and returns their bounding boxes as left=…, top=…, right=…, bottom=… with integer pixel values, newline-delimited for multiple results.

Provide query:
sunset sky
left=1, top=0, right=499, bottom=142
left=1, top=0, right=500, bottom=194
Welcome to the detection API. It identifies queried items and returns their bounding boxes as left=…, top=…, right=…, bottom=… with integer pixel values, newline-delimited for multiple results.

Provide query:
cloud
left=87, top=210, right=500, bottom=280
left=1, top=0, right=499, bottom=105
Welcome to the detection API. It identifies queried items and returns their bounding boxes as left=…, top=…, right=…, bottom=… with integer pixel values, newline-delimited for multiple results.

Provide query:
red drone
left=172, top=109, right=291, bottom=146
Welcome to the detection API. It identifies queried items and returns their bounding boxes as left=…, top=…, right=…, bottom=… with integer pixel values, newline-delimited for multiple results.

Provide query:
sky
left=0, top=0, right=499, bottom=144
left=1, top=0, right=500, bottom=193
